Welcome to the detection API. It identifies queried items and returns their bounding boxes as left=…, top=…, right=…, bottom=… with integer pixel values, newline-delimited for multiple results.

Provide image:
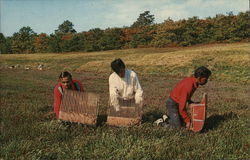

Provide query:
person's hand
left=114, top=105, right=120, bottom=112
left=186, top=122, right=191, bottom=129
left=135, top=98, right=143, bottom=107
left=135, top=98, right=142, bottom=104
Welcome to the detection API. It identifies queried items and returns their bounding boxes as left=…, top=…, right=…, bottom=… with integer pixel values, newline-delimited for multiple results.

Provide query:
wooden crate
left=59, top=89, right=99, bottom=125
left=190, top=93, right=207, bottom=132
left=107, top=99, right=142, bottom=127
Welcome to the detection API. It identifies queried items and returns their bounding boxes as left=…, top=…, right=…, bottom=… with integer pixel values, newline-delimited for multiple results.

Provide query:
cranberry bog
left=0, top=43, right=249, bottom=159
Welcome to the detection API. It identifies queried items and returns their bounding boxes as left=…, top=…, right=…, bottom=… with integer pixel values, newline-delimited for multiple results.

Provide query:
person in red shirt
left=164, top=66, right=211, bottom=129
left=53, top=71, right=84, bottom=119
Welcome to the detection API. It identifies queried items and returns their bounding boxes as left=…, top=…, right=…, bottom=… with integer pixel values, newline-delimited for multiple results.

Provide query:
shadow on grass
left=202, top=112, right=238, bottom=132
left=142, top=110, right=163, bottom=123
left=96, top=114, right=107, bottom=127
left=96, top=109, right=163, bottom=127
left=64, top=114, right=108, bottom=128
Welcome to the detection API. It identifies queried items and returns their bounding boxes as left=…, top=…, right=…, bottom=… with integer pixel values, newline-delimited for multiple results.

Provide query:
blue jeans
left=166, top=97, right=182, bottom=128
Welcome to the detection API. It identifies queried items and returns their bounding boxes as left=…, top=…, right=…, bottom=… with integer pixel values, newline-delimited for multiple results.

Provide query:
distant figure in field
left=53, top=71, right=84, bottom=119
left=109, top=58, right=143, bottom=111
left=158, top=66, right=211, bottom=129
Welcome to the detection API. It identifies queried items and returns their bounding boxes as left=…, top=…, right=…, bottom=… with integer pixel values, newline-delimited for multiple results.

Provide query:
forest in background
left=0, top=11, right=249, bottom=54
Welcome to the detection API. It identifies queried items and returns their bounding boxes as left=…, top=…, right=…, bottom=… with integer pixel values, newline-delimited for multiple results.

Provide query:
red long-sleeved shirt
left=170, top=77, right=198, bottom=124
left=53, top=80, right=84, bottom=119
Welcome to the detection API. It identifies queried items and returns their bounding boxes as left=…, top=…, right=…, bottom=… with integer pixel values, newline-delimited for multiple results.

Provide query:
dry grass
left=0, top=42, right=249, bottom=83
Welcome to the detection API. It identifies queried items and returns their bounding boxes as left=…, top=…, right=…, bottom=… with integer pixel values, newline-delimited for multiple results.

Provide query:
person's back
left=170, top=77, right=198, bottom=103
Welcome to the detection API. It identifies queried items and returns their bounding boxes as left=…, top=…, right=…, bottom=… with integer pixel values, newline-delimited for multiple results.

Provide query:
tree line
left=0, top=11, right=249, bottom=54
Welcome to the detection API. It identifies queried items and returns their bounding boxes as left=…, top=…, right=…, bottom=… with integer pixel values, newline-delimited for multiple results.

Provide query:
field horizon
left=0, top=42, right=249, bottom=159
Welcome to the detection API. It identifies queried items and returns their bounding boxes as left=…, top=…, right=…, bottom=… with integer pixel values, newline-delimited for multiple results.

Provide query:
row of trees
left=0, top=11, right=249, bottom=54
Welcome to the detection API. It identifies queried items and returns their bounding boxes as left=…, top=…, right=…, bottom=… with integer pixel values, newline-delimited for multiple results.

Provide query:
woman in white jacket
left=109, top=58, right=143, bottom=111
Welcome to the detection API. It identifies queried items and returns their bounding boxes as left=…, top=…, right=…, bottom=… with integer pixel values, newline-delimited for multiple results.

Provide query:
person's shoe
left=154, top=118, right=164, bottom=126
left=162, top=115, right=168, bottom=122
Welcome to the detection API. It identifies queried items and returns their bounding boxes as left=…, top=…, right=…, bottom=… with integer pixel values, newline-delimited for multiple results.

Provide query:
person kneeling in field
left=53, top=71, right=84, bottom=119
left=109, top=58, right=143, bottom=111
left=159, top=66, right=211, bottom=129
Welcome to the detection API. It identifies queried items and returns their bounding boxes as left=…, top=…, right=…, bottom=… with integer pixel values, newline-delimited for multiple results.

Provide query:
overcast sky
left=0, top=0, right=248, bottom=37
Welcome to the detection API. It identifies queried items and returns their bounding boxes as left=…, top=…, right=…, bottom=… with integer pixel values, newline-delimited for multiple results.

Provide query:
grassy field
left=0, top=42, right=249, bottom=159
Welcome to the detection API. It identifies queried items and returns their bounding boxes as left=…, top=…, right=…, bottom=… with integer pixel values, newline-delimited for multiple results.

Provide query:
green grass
left=0, top=43, right=249, bottom=159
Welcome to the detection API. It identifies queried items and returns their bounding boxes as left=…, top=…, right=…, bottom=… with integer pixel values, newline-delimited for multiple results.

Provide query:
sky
left=0, top=0, right=249, bottom=37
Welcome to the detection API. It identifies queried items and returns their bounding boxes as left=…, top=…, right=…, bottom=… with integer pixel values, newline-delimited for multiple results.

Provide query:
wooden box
left=59, top=89, right=99, bottom=125
left=190, top=93, right=207, bottom=132
left=107, top=99, right=142, bottom=127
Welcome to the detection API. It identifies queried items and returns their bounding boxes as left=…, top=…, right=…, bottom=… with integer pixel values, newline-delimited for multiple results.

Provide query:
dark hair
left=194, top=66, right=211, bottom=78
left=59, top=71, right=72, bottom=79
left=111, top=58, right=126, bottom=74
